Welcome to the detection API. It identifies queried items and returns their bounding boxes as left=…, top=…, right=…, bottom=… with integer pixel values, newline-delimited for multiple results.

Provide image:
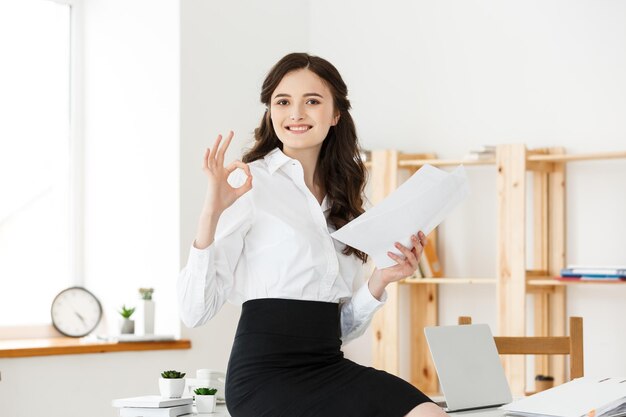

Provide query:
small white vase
left=136, top=300, right=155, bottom=335
left=195, top=395, right=216, bottom=413
left=120, top=318, right=135, bottom=334
left=159, top=378, right=186, bottom=398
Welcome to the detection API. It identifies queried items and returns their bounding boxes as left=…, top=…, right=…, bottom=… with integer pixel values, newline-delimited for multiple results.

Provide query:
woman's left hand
left=368, top=231, right=427, bottom=300
left=382, top=230, right=427, bottom=282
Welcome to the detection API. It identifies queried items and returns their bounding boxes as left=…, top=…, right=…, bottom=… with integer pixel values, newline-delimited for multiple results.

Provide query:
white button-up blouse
left=177, top=148, right=386, bottom=343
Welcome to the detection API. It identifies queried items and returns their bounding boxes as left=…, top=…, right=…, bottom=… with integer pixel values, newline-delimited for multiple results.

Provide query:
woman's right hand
left=201, top=131, right=253, bottom=216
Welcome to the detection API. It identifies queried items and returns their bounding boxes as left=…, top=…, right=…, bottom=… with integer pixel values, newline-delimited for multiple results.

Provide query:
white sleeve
left=339, top=282, right=387, bottom=344
left=177, top=170, right=254, bottom=328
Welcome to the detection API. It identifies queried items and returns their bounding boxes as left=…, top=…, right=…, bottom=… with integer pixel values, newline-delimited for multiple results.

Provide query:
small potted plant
left=194, top=387, right=218, bottom=413
left=118, top=305, right=136, bottom=334
left=139, top=287, right=154, bottom=300
left=159, top=370, right=186, bottom=398
left=137, top=287, right=155, bottom=335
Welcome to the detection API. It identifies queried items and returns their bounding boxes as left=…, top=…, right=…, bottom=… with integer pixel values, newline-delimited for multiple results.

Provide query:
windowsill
left=0, top=337, right=191, bottom=358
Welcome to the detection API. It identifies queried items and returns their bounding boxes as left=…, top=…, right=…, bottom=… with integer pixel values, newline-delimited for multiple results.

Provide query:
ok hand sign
left=201, top=131, right=253, bottom=216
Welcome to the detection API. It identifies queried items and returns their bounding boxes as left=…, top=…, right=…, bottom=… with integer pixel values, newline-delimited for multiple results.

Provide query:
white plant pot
left=159, top=378, right=186, bottom=398
left=120, top=318, right=135, bottom=334
left=195, top=395, right=216, bottom=413
left=136, top=300, right=155, bottom=335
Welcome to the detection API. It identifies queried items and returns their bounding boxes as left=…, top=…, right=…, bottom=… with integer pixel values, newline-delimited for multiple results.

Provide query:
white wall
left=309, top=0, right=626, bottom=381
left=81, top=0, right=180, bottom=339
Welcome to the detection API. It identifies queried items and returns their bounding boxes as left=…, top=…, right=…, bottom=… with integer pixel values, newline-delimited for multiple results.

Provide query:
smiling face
left=269, top=69, right=339, bottom=158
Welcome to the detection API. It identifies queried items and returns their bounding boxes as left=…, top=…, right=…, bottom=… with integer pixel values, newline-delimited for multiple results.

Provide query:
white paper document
left=501, top=377, right=626, bottom=417
left=112, top=395, right=192, bottom=408
left=331, top=164, right=470, bottom=269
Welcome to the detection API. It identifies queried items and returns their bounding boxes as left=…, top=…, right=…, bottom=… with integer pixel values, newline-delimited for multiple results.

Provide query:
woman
left=178, top=52, right=446, bottom=417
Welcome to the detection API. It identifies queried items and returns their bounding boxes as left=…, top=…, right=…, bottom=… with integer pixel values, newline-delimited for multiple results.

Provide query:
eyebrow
left=273, top=92, right=325, bottom=99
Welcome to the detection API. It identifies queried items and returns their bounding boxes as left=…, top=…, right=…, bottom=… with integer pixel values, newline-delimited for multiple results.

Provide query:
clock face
left=51, top=287, right=103, bottom=338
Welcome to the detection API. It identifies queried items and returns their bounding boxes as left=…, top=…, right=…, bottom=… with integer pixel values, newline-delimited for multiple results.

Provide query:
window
left=0, top=0, right=77, bottom=330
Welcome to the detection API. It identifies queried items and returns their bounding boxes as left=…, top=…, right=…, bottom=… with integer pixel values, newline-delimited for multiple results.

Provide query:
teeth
left=288, top=126, right=310, bottom=131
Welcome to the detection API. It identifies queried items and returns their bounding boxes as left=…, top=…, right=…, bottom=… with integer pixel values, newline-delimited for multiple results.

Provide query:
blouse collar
left=264, top=148, right=292, bottom=174
left=264, top=147, right=331, bottom=212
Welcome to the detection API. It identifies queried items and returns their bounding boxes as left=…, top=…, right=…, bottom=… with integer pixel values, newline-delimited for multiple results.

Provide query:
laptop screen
left=424, top=324, right=513, bottom=411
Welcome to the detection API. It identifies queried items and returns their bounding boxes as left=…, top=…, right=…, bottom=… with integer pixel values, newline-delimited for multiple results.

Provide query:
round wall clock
left=51, top=286, right=103, bottom=338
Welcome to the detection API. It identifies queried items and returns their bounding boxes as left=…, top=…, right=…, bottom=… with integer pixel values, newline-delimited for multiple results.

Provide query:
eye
left=306, top=99, right=320, bottom=105
left=275, top=99, right=289, bottom=106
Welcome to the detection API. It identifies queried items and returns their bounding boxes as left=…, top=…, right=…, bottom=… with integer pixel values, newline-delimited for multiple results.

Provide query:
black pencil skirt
left=225, top=298, right=433, bottom=417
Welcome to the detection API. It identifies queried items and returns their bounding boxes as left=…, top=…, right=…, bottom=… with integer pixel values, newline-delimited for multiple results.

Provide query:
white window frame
left=1, top=0, right=84, bottom=339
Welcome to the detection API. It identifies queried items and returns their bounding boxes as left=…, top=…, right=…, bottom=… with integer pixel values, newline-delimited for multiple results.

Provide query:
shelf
left=527, top=151, right=626, bottom=163
left=399, top=158, right=495, bottom=167
left=402, top=277, right=497, bottom=285
left=401, top=277, right=626, bottom=286
left=0, top=337, right=191, bottom=358
left=528, top=278, right=626, bottom=286
left=364, top=150, right=626, bottom=170
left=398, top=151, right=626, bottom=167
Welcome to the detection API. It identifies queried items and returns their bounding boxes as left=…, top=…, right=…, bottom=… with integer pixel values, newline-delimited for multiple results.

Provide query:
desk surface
left=197, top=404, right=508, bottom=417
left=450, top=408, right=507, bottom=417
left=193, top=404, right=229, bottom=416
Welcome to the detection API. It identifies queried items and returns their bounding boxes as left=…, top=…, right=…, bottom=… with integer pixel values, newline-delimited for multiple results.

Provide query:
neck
left=283, top=145, right=324, bottom=197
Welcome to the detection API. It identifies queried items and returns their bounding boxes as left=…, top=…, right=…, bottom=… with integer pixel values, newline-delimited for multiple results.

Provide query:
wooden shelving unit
left=368, top=145, right=626, bottom=396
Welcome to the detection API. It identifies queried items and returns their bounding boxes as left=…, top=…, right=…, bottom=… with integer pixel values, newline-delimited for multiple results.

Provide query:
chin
left=278, top=133, right=324, bottom=148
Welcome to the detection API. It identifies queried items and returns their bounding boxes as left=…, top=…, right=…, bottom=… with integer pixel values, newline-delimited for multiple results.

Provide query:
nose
left=290, top=103, right=305, bottom=121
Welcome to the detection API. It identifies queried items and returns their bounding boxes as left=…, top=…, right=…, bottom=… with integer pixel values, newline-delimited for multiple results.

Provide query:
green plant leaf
left=118, top=305, right=136, bottom=319
left=160, top=370, right=186, bottom=379
left=193, top=387, right=217, bottom=395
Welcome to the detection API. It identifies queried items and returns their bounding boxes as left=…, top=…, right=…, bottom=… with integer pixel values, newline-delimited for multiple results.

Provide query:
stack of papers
left=464, top=145, right=496, bottom=161
left=501, top=377, right=626, bottom=417
left=112, top=395, right=193, bottom=417
left=331, top=164, right=470, bottom=268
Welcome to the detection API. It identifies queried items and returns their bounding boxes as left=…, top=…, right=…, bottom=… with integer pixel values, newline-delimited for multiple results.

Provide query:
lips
left=286, top=125, right=312, bottom=132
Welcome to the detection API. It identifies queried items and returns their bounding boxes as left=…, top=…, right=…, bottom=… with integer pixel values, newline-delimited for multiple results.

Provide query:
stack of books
left=559, top=266, right=626, bottom=281
left=404, top=236, right=443, bottom=280
left=419, top=238, right=443, bottom=278
left=112, top=395, right=193, bottom=417
left=463, top=145, right=496, bottom=161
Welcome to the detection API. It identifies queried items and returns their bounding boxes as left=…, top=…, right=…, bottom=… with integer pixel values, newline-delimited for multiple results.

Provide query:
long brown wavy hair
left=243, top=52, right=368, bottom=263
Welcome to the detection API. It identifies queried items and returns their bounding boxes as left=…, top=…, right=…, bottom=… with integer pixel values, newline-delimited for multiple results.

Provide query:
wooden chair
left=458, top=316, right=584, bottom=385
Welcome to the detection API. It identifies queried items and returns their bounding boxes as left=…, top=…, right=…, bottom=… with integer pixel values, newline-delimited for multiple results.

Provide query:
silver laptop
left=424, top=324, right=513, bottom=412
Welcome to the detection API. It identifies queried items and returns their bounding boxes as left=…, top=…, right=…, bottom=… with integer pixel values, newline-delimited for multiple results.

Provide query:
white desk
left=449, top=408, right=507, bottom=417
left=430, top=393, right=509, bottom=417
left=192, top=404, right=230, bottom=416
left=198, top=404, right=508, bottom=417
left=191, top=404, right=512, bottom=417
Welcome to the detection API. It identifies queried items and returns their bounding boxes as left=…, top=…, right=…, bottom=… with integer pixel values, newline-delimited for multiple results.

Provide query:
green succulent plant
left=161, top=370, right=186, bottom=379
left=118, top=305, right=136, bottom=319
left=194, top=387, right=218, bottom=395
